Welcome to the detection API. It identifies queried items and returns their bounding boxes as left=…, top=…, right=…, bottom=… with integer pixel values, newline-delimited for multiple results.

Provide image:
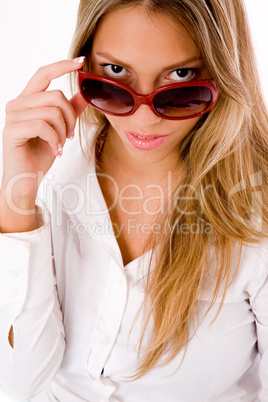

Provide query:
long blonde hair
left=69, top=0, right=268, bottom=378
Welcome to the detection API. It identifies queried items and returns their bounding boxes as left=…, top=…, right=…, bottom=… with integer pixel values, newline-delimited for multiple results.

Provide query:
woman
left=0, top=0, right=268, bottom=400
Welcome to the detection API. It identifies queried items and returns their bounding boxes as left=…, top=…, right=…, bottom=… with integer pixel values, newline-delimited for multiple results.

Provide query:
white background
left=0, top=1, right=267, bottom=401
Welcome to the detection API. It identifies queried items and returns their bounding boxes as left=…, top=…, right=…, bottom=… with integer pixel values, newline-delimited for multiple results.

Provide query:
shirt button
left=102, top=335, right=110, bottom=346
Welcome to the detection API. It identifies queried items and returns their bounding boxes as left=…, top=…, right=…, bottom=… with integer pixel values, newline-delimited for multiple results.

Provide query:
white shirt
left=0, top=132, right=268, bottom=402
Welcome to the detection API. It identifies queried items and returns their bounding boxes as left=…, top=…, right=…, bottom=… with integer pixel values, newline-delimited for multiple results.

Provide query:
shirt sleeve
left=0, top=205, right=65, bottom=400
left=249, top=244, right=268, bottom=402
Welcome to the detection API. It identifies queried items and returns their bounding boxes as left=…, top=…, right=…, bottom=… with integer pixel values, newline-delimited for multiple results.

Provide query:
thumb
left=69, top=92, right=89, bottom=117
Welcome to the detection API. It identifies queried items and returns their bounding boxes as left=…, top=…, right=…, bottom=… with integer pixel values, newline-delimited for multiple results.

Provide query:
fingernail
left=68, top=131, right=75, bottom=140
left=57, top=144, right=63, bottom=158
left=73, top=56, right=85, bottom=64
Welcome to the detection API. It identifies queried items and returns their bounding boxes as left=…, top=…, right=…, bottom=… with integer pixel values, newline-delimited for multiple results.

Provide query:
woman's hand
left=1, top=58, right=88, bottom=205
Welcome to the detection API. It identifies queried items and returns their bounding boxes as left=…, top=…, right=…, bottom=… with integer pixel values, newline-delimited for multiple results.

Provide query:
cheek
left=174, top=116, right=202, bottom=134
left=104, top=115, right=133, bottom=135
left=167, top=116, right=202, bottom=145
left=105, top=115, right=123, bottom=128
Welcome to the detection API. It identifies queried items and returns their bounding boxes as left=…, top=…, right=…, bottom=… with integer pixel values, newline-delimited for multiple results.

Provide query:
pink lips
left=125, top=131, right=169, bottom=150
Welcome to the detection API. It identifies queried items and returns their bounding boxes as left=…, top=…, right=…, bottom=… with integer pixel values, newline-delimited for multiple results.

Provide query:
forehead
left=91, top=6, right=200, bottom=71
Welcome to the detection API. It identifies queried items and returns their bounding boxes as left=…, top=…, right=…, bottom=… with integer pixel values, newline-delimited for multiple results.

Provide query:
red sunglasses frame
left=77, top=69, right=219, bottom=120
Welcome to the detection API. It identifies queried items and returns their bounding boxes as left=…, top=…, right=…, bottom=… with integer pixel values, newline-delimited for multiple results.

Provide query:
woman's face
left=90, top=6, right=209, bottom=166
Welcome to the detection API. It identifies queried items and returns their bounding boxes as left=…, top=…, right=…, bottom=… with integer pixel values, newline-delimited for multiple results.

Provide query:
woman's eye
left=100, top=64, right=127, bottom=78
left=168, top=68, right=200, bottom=82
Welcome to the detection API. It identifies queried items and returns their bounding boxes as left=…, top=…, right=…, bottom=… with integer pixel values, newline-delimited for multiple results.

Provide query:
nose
left=129, top=104, right=162, bottom=126
left=129, top=78, right=163, bottom=125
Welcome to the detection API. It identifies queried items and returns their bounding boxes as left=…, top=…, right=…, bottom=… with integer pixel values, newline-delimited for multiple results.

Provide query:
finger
left=69, top=92, right=89, bottom=118
left=6, top=107, right=67, bottom=147
left=5, top=120, right=62, bottom=156
left=8, top=90, right=77, bottom=138
left=19, top=57, right=85, bottom=97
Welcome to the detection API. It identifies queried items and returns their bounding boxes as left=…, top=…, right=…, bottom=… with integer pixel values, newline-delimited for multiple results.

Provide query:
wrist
left=0, top=191, right=37, bottom=233
left=0, top=186, right=37, bottom=214
left=4, top=196, right=36, bottom=214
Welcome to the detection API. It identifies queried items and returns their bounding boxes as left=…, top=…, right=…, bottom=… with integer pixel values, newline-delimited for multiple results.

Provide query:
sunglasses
left=78, top=70, right=219, bottom=120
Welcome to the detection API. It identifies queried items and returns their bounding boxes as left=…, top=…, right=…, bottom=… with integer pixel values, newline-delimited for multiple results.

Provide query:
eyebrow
left=95, top=52, right=203, bottom=71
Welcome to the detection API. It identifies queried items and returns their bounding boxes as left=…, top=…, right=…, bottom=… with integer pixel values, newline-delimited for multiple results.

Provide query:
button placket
left=86, top=259, right=127, bottom=379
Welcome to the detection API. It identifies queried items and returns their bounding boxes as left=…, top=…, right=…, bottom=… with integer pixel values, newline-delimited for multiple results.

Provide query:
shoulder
left=201, top=240, right=268, bottom=303
left=233, top=239, right=268, bottom=296
left=241, top=238, right=268, bottom=272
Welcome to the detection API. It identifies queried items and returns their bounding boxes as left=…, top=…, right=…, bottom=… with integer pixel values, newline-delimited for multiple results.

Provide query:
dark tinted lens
left=81, top=79, right=134, bottom=114
left=153, top=86, right=212, bottom=117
